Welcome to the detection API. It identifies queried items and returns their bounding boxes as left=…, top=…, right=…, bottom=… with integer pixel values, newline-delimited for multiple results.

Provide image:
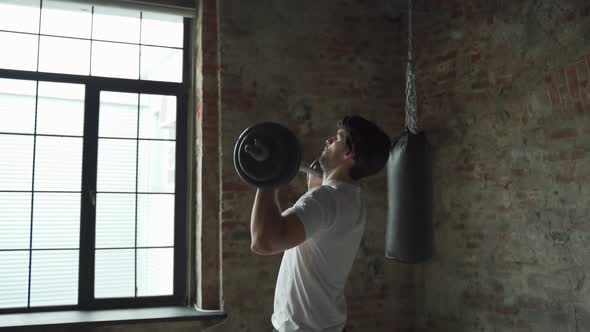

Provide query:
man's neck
left=322, top=167, right=355, bottom=184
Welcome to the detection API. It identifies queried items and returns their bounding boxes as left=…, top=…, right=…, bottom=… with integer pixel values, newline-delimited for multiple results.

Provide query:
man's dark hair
left=337, top=115, right=391, bottom=180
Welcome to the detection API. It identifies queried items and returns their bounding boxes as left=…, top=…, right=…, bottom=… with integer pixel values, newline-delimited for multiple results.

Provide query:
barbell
left=233, top=122, right=322, bottom=189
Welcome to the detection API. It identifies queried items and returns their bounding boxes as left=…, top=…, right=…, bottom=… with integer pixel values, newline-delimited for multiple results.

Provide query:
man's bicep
left=268, top=186, right=336, bottom=254
left=276, top=211, right=306, bottom=252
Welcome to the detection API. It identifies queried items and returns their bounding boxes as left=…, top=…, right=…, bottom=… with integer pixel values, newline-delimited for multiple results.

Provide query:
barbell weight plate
left=233, top=122, right=302, bottom=189
left=237, top=134, right=286, bottom=182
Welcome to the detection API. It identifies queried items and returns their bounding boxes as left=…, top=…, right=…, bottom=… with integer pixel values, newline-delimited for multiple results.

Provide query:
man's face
left=319, top=128, right=351, bottom=171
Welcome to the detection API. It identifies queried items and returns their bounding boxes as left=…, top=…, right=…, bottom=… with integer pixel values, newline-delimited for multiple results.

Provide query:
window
left=0, top=0, right=191, bottom=313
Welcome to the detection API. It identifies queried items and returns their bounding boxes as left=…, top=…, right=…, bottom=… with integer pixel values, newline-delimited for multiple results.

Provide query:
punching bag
left=385, top=129, right=434, bottom=263
left=385, top=0, right=434, bottom=263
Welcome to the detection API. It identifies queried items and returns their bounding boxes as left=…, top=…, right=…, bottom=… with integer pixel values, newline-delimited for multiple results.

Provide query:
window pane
left=0, top=32, right=38, bottom=71
left=0, top=134, right=34, bottom=191
left=140, top=46, right=182, bottom=83
left=0, top=0, right=40, bottom=33
left=34, top=136, right=83, bottom=191
left=39, top=36, right=90, bottom=75
left=137, top=248, right=173, bottom=296
left=30, top=250, right=78, bottom=306
left=91, top=41, right=139, bottom=79
left=32, top=193, right=80, bottom=249
left=96, top=138, right=136, bottom=192
left=95, top=249, right=134, bottom=298
left=0, top=251, right=29, bottom=309
left=139, top=94, right=176, bottom=139
left=0, top=193, right=31, bottom=250
left=99, top=91, right=138, bottom=138
left=93, top=6, right=140, bottom=43
left=37, top=81, right=85, bottom=136
left=0, top=78, right=37, bottom=134
left=141, top=12, right=183, bottom=48
left=138, top=141, right=175, bottom=193
left=40, top=0, right=91, bottom=38
left=96, top=193, right=135, bottom=249
left=137, top=194, right=174, bottom=247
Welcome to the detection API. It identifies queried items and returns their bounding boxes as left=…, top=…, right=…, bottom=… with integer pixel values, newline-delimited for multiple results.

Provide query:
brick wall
left=207, top=1, right=412, bottom=331
left=412, top=0, right=590, bottom=331
left=6, top=1, right=412, bottom=332
left=13, top=0, right=589, bottom=331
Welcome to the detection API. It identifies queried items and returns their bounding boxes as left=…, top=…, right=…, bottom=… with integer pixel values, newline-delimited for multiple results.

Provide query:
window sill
left=0, top=306, right=226, bottom=330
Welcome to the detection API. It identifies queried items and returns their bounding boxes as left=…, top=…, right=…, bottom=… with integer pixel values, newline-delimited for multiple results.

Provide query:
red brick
left=440, top=50, right=457, bottom=62
left=577, top=60, right=588, bottom=83
left=561, top=12, right=576, bottom=23
left=464, top=232, right=485, bottom=241
left=566, top=64, right=579, bottom=98
left=549, top=128, right=577, bottom=139
left=496, top=205, right=513, bottom=213
left=544, top=75, right=552, bottom=84
left=472, top=52, right=481, bottom=63
left=202, top=63, right=220, bottom=74
left=451, top=9, right=463, bottom=19
left=559, top=161, right=576, bottom=174
left=556, top=174, right=576, bottom=183
left=471, top=79, right=489, bottom=90
left=511, top=169, right=525, bottom=177
left=222, top=182, right=250, bottom=192
left=578, top=59, right=590, bottom=107
left=546, top=79, right=561, bottom=106
left=517, top=296, right=545, bottom=311
left=571, top=148, right=586, bottom=160
left=518, top=321, right=536, bottom=330
left=452, top=223, right=466, bottom=230
left=547, top=150, right=585, bottom=161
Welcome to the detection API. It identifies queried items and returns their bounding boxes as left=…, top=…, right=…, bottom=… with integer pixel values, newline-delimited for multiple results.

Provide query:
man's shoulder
left=306, top=184, right=337, bottom=196
left=298, top=186, right=336, bottom=207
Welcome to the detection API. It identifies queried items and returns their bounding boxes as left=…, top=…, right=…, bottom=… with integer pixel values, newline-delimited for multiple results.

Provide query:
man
left=249, top=115, right=391, bottom=332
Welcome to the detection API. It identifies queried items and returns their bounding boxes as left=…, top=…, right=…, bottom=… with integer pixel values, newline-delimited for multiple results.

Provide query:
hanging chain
left=405, top=0, right=419, bottom=134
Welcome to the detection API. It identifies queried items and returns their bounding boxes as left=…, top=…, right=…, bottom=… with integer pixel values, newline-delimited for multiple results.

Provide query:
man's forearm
left=274, top=187, right=291, bottom=213
left=250, top=189, right=283, bottom=252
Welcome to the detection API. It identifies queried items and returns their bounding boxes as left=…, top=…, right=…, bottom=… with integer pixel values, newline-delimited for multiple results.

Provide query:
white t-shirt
left=272, top=179, right=367, bottom=332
